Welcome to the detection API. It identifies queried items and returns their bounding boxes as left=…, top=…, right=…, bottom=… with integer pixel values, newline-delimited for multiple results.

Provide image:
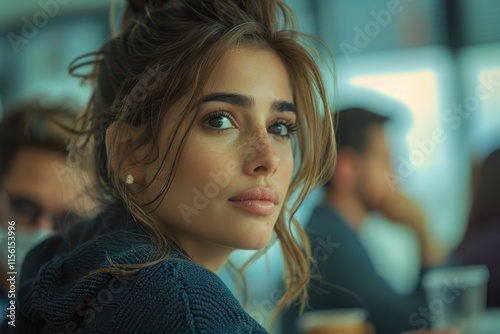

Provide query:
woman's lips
left=228, top=186, right=279, bottom=216
left=228, top=199, right=277, bottom=215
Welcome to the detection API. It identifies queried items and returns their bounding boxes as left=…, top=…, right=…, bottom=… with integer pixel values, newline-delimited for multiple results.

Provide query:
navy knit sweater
left=13, top=206, right=268, bottom=333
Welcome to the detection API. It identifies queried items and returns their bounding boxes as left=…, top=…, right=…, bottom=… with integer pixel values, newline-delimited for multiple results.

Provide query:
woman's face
left=145, top=47, right=295, bottom=254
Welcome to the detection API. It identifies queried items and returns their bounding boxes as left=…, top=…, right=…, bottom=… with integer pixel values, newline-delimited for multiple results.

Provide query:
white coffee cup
left=422, top=265, right=490, bottom=331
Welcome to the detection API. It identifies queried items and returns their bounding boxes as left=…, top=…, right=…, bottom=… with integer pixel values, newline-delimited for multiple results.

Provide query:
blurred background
left=1, top=0, right=499, bottom=331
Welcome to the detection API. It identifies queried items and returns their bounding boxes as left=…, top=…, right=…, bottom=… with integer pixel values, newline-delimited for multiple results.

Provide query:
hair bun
left=127, top=0, right=167, bottom=14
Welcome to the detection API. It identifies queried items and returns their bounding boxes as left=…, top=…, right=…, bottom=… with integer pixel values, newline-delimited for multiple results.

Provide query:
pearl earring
left=125, top=174, right=134, bottom=185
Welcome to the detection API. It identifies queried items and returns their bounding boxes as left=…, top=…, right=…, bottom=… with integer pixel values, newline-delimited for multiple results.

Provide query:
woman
left=15, top=0, right=335, bottom=332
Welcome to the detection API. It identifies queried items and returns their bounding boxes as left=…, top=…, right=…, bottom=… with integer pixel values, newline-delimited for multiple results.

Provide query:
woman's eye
left=268, top=121, right=297, bottom=138
left=203, top=113, right=235, bottom=130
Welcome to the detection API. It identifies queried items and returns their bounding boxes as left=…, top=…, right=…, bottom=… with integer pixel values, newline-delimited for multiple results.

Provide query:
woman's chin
left=235, top=232, right=273, bottom=250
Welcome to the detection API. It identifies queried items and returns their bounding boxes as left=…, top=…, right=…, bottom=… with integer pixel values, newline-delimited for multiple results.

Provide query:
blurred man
left=0, top=101, right=84, bottom=326
left=454, top=148, right=500, bottom=307
left=282, top=107, right=445, bottom=334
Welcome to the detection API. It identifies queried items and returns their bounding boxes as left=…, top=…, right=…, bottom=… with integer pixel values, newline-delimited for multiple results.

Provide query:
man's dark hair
left=335, top=107, right=390, bottom=152
left=0, top=101, right=76, bottom=180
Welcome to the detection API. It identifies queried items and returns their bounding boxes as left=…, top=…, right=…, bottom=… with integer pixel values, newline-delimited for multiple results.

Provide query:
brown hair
left=0, top=101, right=76, bottom=181
left=70, top=0, right=336, bottom=324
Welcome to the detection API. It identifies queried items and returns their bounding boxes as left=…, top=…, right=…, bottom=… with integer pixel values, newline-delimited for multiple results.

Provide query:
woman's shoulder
left=101, top=256, right=268, bottom=333
left=129, top=256, right=240, bottom=311
left=20, top=206, right=268, bottom=333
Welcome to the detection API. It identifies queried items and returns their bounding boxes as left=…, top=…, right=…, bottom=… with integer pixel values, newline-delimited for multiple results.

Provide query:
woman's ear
left=105, top=121, right=147, bottom=187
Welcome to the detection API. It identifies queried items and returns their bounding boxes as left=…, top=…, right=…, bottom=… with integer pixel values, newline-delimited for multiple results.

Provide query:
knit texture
left=13, top=207, right=269, bottom=333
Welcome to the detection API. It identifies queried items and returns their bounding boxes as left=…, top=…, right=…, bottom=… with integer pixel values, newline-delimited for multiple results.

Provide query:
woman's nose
left=242, top=131, right=279, bottom=177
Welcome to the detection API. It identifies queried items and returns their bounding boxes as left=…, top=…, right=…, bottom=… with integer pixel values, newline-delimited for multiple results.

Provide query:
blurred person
left=454, top=148, right=500, bottom=307
left=0, top=101, right=85, bottom=327
left=281, top=107, right=446, bottom=334
left=13, top=0, right=336, bottom=332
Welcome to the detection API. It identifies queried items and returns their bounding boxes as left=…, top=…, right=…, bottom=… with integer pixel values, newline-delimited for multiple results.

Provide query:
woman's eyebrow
left=272, top=100, right=297, bottom=114
left=201, top=93, right=253, bottom=108
left=200, top=92, right=296, bottom=113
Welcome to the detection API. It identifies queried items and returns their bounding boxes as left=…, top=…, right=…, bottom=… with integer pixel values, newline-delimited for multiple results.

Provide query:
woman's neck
left=167, top=231, right=233, bottom=273
left=185, top=243, right=233, bottom=273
